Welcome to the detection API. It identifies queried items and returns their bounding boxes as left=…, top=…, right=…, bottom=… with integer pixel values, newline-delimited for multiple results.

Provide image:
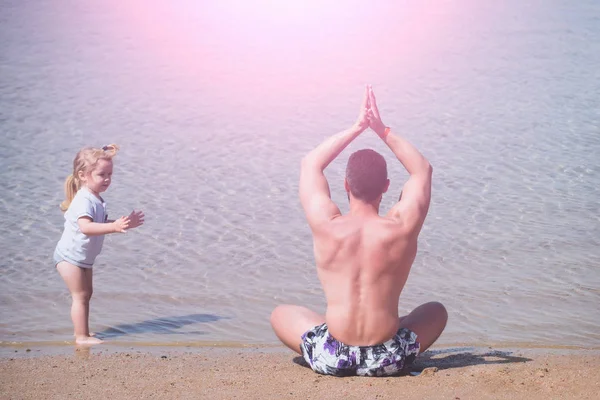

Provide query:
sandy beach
left=2, top=346, right=599, bottom=399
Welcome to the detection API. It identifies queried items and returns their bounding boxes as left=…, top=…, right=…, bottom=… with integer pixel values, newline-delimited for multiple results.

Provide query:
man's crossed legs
left=271, top=302, right=448, bottom=376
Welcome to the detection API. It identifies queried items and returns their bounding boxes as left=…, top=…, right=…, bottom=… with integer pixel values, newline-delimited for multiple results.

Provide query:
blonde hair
left=60, top=144, right=120, bottom=212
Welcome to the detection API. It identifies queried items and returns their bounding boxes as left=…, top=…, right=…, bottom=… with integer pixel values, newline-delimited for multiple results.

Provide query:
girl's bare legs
left=56, top=262, right=103, bottom=345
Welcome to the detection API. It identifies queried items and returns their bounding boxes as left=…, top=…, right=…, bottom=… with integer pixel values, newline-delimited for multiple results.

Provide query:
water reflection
left=96, top=313, right=225, bottom=339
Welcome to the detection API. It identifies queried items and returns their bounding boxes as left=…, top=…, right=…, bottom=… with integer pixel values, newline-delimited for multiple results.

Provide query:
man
left=270, top=86, right=447, bottom=377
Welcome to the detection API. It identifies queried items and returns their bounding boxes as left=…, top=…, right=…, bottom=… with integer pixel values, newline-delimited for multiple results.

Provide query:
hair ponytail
left=60, top=174, right=79, bottom=212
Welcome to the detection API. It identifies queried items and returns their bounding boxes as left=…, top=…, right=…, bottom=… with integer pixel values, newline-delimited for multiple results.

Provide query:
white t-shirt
left=55, top=187, right=108, bottom=268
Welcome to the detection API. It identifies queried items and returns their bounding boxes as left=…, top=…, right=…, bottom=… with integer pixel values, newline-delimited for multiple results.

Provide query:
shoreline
left=2, top=340, right=599, bottom=359
left=2, top=345, right=599, bottom=399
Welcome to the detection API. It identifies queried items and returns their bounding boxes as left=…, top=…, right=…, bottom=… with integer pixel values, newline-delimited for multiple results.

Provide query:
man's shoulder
left=319, top=215, right=409, bottom=240
left=364, top=216, right=415, bottom=243
left=312, top=214, right=351, bottom=236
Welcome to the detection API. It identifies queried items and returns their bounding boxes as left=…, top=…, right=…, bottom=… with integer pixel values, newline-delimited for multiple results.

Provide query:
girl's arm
left=78, top=210, right=144, bottom=236
left=78, top=216, right=128, bottom=235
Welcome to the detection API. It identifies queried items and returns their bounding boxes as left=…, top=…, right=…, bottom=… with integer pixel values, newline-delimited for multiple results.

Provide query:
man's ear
left=344, top=178, right=350, bottom=193
left=383, top=179, right=390, bottom=193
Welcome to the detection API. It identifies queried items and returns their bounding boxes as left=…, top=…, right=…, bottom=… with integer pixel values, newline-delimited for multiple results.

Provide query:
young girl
left=54, top=144, right=144, bottom=345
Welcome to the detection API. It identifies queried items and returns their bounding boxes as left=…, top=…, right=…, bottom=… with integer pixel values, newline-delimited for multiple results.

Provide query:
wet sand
left=1, top=346, right=599, bottom=399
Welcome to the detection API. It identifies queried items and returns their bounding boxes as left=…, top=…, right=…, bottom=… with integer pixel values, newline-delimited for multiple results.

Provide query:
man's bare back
left=315, top=214, right=417, bottom=346
left=271, top=86, right=447, bottom=376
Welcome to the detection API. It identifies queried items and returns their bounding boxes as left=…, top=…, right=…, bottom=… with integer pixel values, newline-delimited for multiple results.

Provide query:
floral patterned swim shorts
left=300, top=323, right=420, bottom=377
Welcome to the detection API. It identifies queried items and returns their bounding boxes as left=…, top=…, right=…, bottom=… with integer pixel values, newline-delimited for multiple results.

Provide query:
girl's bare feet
left=75, top=336, right=104, bottom=345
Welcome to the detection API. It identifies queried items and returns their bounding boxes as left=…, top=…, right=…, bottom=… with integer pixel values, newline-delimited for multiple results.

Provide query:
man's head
left=345, top=149, right=390, bottom=203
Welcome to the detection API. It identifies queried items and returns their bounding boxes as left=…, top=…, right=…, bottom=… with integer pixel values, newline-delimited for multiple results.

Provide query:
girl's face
left=79, top=158, right=113, bottom=195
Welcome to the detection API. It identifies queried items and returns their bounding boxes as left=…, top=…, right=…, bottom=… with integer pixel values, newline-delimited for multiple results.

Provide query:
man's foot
left=75, top=336, right=104, bottom=345
left=74, top=332, right=96, bottom=337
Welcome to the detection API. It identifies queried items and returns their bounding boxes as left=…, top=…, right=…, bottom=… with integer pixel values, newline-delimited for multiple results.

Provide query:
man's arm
left=366, top=86, right=432, bottom=232
left=299, top=87, right=370, bottom=229
left=300, top=126, right=360, bottom=228
left=381, top=127, right=432, bottom=229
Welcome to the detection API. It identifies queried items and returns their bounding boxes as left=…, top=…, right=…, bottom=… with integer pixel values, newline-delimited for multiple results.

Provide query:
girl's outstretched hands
left=112, top=210, right=144, bottom=233
left=113, top=216, right=130, bottom=233
left=127, top=210, right=145, bottom=230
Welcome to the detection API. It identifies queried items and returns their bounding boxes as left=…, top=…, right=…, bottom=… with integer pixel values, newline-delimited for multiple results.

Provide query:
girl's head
left=60, top=144, right=119, bottom=211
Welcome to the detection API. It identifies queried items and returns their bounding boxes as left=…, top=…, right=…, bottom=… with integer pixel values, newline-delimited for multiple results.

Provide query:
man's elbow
left=301, top=154, right=319, bottom=171
left=418, top=161, right=432, bottom=177
left=425, top=162, right=433, bottom=176
left=300, top=155, right=310, bottom=168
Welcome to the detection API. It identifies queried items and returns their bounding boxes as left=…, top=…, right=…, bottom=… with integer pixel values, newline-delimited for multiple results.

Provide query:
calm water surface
left=1, top=0, right=599, bottom=349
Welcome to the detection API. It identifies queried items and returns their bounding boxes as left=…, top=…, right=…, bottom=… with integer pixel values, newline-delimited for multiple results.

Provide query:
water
left=1, top=0, right=599, bottom=349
